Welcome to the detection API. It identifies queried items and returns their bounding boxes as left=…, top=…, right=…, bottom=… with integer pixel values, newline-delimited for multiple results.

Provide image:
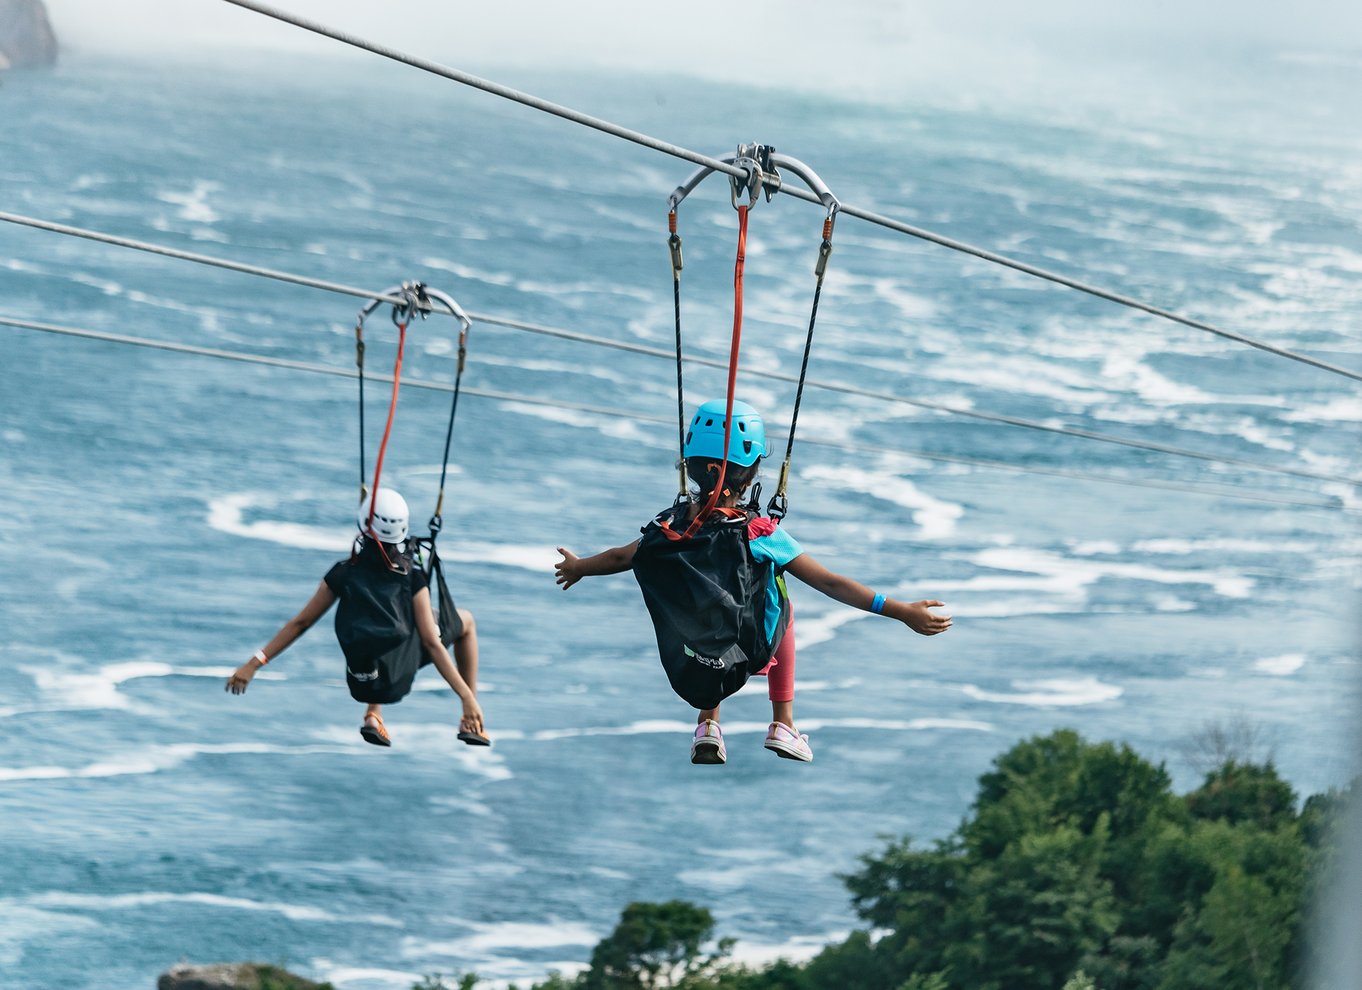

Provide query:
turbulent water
left=1, top=46, right=1360, bottom=990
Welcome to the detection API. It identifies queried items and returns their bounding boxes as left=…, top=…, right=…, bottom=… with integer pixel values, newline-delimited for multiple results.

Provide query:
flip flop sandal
left=457, top=730, right=491, bottom=747
left=360, top=714, right=391, bottom=747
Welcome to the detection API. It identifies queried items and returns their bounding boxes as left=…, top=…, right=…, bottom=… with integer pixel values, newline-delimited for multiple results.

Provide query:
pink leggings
left=757, top=610, right=796, bottom=704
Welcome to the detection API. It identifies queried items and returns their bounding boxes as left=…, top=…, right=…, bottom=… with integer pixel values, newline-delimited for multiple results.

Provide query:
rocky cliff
left=0, top=0, right=56, bottom=70
left=158, top=963, right=332, bottom=990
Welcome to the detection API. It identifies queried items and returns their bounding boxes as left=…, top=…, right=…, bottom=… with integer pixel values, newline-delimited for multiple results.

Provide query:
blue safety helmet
left=683, top=399, right=767, bottom=467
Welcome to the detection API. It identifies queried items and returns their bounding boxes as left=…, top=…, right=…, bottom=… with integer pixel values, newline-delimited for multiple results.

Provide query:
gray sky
left=47, top=0, right=1362, bottom=91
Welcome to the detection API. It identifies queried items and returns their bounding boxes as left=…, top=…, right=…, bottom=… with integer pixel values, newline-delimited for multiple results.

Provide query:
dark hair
left=352, top=534, right=413, bottom=574
left=685, top=456, right=761, bottom=508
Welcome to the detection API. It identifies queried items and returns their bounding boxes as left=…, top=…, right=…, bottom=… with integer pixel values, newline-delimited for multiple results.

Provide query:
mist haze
left=47, top=0, right=1362, bottom=103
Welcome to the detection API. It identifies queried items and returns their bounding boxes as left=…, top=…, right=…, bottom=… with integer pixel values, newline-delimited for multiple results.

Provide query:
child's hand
left=554, top=547, right=583, bottom=590
left=900, top=600, right=952, bottom=636
left=224, top=661, right=258, bottom=695
left=460, top=697, right=486, bottom=737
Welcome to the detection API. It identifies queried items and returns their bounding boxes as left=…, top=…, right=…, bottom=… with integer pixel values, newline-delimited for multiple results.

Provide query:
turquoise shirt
left=748, top=521, right=802, bottom=643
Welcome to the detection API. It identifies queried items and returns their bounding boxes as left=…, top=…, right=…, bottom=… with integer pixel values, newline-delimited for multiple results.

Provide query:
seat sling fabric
left=632, top=505, right=790, bottom=711
left=333, top=546, right=429, bottom=705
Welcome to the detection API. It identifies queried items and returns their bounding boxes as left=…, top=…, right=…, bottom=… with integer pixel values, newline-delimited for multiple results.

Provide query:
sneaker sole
left=764, top=739, right=812, bottom=763
left=691, top=740, right=727, bottom=765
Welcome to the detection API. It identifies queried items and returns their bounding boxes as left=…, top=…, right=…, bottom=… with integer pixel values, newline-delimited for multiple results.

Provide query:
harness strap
left=669, top=210, right=687, bottom=502
left=430, top=319, right=469, bottom=536
left=657, top=505, right=746, bottom=539
left=769, top=213, right=835, bottom=521
left=366, top=318, right=407, bottom=535
left=355, top=320, right=368, bottom=500
left=671, top=202, right=750, bottom=542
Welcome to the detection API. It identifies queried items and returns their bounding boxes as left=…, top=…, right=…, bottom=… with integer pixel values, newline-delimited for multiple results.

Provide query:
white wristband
left=252, top=649, right=269, bottom=665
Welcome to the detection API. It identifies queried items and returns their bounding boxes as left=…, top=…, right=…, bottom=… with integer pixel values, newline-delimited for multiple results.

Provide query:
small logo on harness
left=347, top=666, right=379, bottom=682
left=683, top=644, right=725, bottom=669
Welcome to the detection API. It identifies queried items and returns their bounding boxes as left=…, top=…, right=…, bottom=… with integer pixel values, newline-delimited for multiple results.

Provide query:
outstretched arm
left=225, top=580, right=337, bottom=694
left=785, top=553, right=952, bottom=636
left=413, top=586, right=485, bottom=737
left=554, top=540, right=641, bottom=590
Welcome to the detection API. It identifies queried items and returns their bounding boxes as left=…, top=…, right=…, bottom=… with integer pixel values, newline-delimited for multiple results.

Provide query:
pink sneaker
left=691, top=719, right=727, bottom=765
left=764, top=721, right=813, bottom=762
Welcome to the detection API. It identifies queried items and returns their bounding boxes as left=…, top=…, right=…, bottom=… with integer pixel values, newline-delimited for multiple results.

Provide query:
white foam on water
left=307, top=725, right=514, bottom=781
left=3, top=661, right=285, bottom=720
left=1282, top=395, right=1362, bottom=424
left=411, top=678, right=496, bottom=694
left=523, top=716, right=991, bottom=742
left=1132, top=537, right=1316, bottom=555
left=799, top=465, right=963, bottom=539
left=766, top=677, right=864, bottom=694
left=932, top=353, right=1112, bottom=407
left=728, top=930, right=852, bottom=968
left=0, top=742, right=352, bottom=783
left=961, top=676, right=1122, bottom=707
left=403, top=919, right=600, bottom=958
left=440, top=540, right=558, bottom=574
left=678, top=851, right=815, bottom=892
left=800, top=717, right=994, bottom=732
left=155, top=180, right=221, bottom=223
left=793, top=607, right=869, bottom=650
left=472, top=350, right=635, bottom=386
left=0, top=906, right=99, bottom=967
left=1069, top=541, right=1122, bottom=556
left=66, top=270, right=123, bottom=295
left=20, top=891, right=401, bottom=926
left=208, top=493, right=351, bottom=552
left=1152, top=596, right=1198, bottom=612
left=529, top=718, right=694, bottom=741
left=863, top=275, right=938, bottom=320
left=960, top=546, right=1255, bottom=602
left=208, top=494, right=551, bottom=571
left=418, top=255, right=516, bottom=287
left=310, top=965, right=424, bottom=990
left=1099, top=352, right=1215, bottom=406
left=1253, top=653, right=1307, bottom=676
left=496, top=402, right=667, bottom=447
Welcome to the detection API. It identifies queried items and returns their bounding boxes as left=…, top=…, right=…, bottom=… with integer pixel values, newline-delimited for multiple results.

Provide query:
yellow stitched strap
left=775, top=459, right=791, bottom=498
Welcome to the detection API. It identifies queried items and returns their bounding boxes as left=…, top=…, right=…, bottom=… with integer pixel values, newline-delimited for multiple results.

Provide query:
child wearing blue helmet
left=555, top=399, right=951, bottom=764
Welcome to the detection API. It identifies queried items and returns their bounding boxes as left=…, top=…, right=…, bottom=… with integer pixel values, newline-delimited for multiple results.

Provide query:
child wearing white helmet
left=226, top=487, right=488, bottom=748
left=555, top=398, right=950, bottom=764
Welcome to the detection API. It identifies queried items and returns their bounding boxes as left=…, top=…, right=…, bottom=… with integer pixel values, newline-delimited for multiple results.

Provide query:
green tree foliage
left=1186, top=761, right=1297, bottom=831
left=494, top=731, right=1348, bottom=990
left=831, top=730, right=1339, bottom=990
left=582, top=900, right=734, bottom=990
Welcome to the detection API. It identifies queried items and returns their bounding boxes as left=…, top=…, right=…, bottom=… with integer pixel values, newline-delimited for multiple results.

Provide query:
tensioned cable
left=2, top=209, right=1354, bottom=488
left=0, top=315, right=1350, bottom=514
left=216, top=0, right=1362, bottom=386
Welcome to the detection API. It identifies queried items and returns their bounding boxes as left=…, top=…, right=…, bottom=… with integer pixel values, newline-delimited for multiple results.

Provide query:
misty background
left=46, top=0, right=1362, bottom=102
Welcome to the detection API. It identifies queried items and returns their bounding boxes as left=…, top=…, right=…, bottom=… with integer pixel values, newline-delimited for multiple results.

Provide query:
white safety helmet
left=357, top=487, right=410, bottom=544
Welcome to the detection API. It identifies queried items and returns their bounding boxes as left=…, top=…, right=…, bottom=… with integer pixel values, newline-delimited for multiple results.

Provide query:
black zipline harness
left=637, top=145, right=842, bottom=710
left=353, top=281, right=472, bottom=649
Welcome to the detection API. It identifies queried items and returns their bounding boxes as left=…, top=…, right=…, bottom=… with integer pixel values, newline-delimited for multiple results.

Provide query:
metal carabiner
left=728, top=163, right=762, bottom=211
left=729, top=148, right=765, bottom=212
left=393, top=281, right=428, bottom=327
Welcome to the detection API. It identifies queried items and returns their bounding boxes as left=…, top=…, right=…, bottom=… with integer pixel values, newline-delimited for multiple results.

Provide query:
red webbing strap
left=366, top=320, right=408, bottom=536
left=674, top=204, right=749, bottom=542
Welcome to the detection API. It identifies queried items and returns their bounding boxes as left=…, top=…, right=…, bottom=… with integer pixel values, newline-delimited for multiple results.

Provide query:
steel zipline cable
left=0, top=314, right=1350, bottom=514
left=1, top=209, right=1357, bottom=489
left=212, top=0, right=1362, bottom=387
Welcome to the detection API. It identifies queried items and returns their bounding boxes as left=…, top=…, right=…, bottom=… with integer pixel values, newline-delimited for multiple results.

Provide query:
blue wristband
left=871, top=593, right=886, bottom=615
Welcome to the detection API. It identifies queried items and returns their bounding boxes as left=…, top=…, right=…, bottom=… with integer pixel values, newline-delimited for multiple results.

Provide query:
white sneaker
left=764, top=721, right=813, bottom=762
left=691, top=719, right=727, bottom=765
